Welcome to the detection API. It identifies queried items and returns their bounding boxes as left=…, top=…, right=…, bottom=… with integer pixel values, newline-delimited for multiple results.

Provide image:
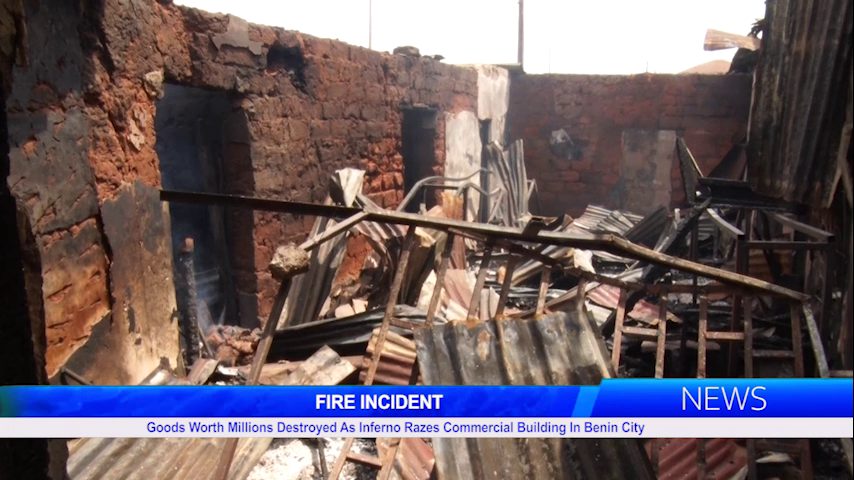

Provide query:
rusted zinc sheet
left=414, top=311, right=655, bottom=480
left=377, top=437, right=436, bottom=480
left=652, top=438, right=746, bottom=480
left=66, top=347, right=354, bottom=480
left=359, top=328, right=418, bottom=386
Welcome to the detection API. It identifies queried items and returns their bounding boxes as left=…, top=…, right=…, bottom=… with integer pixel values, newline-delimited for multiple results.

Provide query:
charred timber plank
left=802, top=304, right=830, bottom=378
left=704, top=29, right=761, bottom=51
left=705, top=331, right=745, bottom=342
left=752, top=349, right=795, bottom=359
left=655, top=298, right=667, bottom=379
left=621, top=326, right=658, bottom=338
left=564, top=266, right=742, bottom=295
left=346, top=451, right=383, bottom=468
left=610, top=289, right=628, bottom=371
left=607, top=236, right=805, bottom=301
left=161, top=190, right=807, bottom=300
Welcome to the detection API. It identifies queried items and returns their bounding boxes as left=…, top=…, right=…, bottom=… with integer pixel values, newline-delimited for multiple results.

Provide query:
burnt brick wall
left=236, top=35, right=477, bottom=321
left=135, top=9, right=478, bottom=322
left=5, top=0, right=479, bottom=384
left=508, top=73, right=752, bottom=217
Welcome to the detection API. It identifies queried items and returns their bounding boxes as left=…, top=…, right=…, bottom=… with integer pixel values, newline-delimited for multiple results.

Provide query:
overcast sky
left=174, top=0, right=766, bottom=74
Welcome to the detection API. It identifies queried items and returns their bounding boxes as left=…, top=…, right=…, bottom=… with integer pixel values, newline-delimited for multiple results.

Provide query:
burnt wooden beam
left=161, top=189, right=807, bottom=301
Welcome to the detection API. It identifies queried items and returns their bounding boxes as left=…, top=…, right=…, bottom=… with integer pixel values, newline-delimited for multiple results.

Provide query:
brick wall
left=4, top=0, right=479, bottom=383
left=508, top=73, right=752, bottom=216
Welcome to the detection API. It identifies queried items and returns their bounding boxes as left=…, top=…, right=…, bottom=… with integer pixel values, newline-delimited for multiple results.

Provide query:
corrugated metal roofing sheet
left=748, top=0, right=853, bottom=205
left=652, top=438, right=747, bottom=480
left=414, top=312, right=655, bottom=480
left=573, top=205, right=643, bottom=235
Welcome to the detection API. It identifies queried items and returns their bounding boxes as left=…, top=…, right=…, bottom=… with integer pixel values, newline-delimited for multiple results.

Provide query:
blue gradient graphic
left=0, top=379, right=849, bottom=418
left=591, top=379, right=852, bottom=417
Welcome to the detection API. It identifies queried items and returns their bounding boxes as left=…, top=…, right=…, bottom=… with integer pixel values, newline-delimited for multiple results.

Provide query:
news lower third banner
left=0, top=379, right=851, bottom=438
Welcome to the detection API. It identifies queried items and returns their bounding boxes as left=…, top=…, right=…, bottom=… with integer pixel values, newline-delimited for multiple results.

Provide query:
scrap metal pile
left=67, top=138, right=849, bottom=479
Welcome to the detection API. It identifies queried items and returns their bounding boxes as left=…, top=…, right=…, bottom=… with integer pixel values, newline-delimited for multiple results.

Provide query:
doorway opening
left=401, top=107, right=437, bottom=213
left=155, top=84, right=255, bottom=330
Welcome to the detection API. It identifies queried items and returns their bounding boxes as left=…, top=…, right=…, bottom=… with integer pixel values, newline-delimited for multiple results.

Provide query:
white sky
left=174, top=0, right=766, bottom=74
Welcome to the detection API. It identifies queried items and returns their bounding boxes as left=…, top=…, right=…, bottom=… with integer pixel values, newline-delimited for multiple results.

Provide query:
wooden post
left=494, top=256, right=519, bottom=319
left=329, top=227, right=417, bottom=480
left=610, top=289, right=628, bottom=372
left=535, top=266, right=551, bottom=317
left=213, top=245, right=309, bottom=480
left=655, top=295, right=667, bottom=379
left=745, top=295, right=756, bottom=480
left=791, top=302, right=804, bottom=377
left=697, top=296, right=708, bottom=379
left=425, top=233, right=455, bottom=327
left=466, top=244, right=493, bottom=322
left=744, top=296, right=754, bottom=378
left=365, top=226, right=417, bottom=385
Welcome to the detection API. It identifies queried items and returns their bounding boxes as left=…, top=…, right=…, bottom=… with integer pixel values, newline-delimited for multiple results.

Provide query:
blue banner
left=1, top=379, right=850, bottom=418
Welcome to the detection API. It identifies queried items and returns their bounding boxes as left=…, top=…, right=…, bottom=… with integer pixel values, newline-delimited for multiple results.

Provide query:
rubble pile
left=156, top=134, right=848, bottom=478
left=205, top=325, right=262, bottom=367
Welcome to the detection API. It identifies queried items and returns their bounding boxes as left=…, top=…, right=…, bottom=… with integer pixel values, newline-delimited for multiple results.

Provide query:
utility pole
left=368, top=0, right=373, bottom=49
left=517, top=0, right=524, bottom=69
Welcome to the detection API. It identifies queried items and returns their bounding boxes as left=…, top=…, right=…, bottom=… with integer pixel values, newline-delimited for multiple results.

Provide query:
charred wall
left=140, top=9, right=479, bottom=322
left=3, top=0, right=479, bottom=383
left=508, top=73, right=752, bottom=216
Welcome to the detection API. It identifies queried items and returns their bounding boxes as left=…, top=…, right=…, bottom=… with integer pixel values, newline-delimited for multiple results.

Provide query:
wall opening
left=401, top=107, right=437, bottom=213
left=479, top=118, right=492, bottom=145
left=155, top=84, right=255, bottom=331
left=266, top=43, right=307, bottom=92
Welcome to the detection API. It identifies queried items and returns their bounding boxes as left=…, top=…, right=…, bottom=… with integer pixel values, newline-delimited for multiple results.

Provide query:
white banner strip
left=1, top=418, right=850, bottom=438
